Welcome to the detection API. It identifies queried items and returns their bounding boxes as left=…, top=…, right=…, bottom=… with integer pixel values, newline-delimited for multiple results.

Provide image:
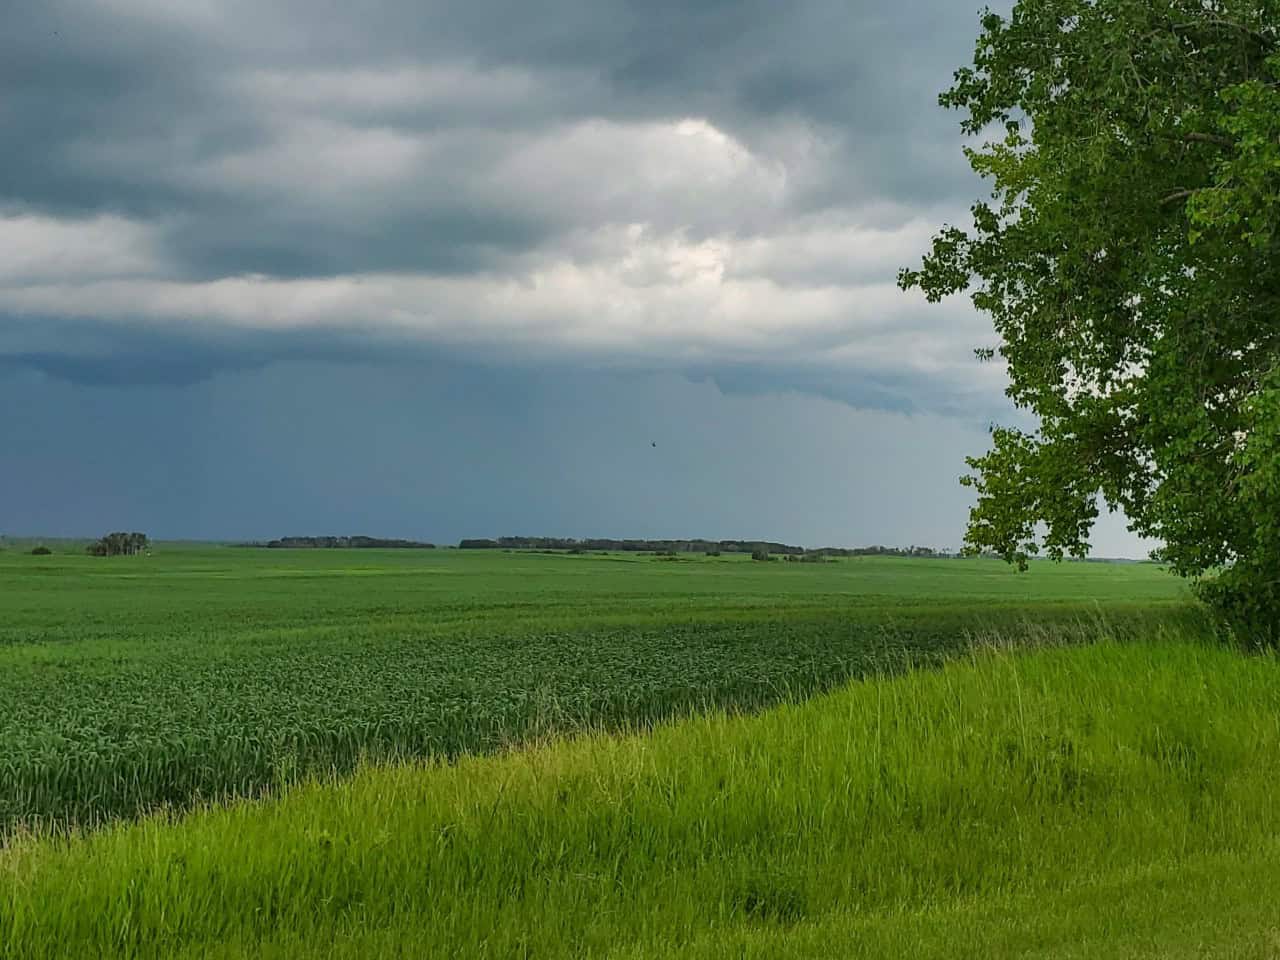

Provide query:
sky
left=0, top=0, right=1151, bottom=554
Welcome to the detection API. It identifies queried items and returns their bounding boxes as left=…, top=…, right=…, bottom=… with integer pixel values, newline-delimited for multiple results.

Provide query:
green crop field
left=13, top=544, right=1266, bottom=959
left=0, top=545, right=1191, bottom=833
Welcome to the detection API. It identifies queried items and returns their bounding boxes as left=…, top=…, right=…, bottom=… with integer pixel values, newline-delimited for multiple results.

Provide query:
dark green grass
left=5, top=635, right=1278, bottom=959
left=0, top=546, right=1192, bottom=832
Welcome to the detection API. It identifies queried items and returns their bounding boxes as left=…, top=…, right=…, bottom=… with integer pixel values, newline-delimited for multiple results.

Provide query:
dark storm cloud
left=0, top=0, right=1017, bottom=425
left=0, top=305, right=1012, bottom=427
left=2, top=359, right=1149, bottom=553
left=2, top=0, right=987, bottom=274
left=0, top=322, right=273, bottom=387
left=0, top=360, right=989, bottom=546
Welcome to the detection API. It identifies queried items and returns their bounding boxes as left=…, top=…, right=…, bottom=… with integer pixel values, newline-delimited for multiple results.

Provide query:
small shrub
left=751, top=549, right=771, bottom=562
left=705, top=550, right=721, bottom=557
left=31, top=545, right=53, bottom=556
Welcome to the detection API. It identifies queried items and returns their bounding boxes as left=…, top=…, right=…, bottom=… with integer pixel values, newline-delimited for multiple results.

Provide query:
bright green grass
left=4, top=633, right=1277, bottom=959
left=0, top=547, right=1192, bottom=831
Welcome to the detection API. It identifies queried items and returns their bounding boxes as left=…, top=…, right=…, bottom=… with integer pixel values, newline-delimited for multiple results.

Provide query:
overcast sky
left=0, top=0, right=1150, bottom=554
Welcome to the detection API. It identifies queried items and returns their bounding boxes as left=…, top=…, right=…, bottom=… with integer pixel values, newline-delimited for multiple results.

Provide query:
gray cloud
left=0, top=1, right=1011, bottom=411
left=3, top=1, right=988, bottom=271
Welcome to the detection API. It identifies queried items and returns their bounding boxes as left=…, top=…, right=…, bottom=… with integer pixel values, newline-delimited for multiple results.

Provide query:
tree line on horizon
left=255, top=536, right=438, bottom=549
left=457, top=537, right=952, bottom=558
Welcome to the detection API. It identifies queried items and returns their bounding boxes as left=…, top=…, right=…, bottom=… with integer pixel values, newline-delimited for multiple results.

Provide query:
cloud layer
left=1, top=0, right=1005, bottom=413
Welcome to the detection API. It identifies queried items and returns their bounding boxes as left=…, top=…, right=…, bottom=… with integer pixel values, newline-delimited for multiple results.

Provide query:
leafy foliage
left=901, top=1, right=1280, bottom=633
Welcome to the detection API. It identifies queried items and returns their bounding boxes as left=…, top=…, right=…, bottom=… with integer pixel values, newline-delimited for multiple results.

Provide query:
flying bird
left=651, top=441, right=657, bottom=448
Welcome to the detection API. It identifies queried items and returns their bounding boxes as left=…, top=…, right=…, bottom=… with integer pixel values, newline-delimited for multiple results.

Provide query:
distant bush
left=751, top=549, right=771, bottom=562
left=30, top=545, right=52, bottom=556
left=705, top=550, right=721, bottom=557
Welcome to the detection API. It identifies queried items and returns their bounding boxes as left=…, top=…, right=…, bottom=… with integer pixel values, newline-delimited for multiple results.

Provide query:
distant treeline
left=457, top=537, right=951, bottom=558
left=250, top=537, right=437, bottom=549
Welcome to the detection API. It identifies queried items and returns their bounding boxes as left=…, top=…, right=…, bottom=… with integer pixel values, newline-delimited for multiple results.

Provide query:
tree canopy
left=87, top=532, right=149, bottom=557
left=901, top=0, right=1280, bottom=632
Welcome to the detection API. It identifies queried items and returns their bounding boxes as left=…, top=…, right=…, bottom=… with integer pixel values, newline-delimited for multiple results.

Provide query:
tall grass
left=5, top=625, right=1279, bottom=958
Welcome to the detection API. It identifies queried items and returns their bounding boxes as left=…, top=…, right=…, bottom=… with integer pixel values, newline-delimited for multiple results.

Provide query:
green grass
left=0, top=546, right=1191, bottom=832
left=5, top=633, right=1279, bottom=959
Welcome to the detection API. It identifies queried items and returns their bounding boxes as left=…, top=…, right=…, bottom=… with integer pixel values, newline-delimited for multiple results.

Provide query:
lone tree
left=901, top=0, right=1280, bottom=634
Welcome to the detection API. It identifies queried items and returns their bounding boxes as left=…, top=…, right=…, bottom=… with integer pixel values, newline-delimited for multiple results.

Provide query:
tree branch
left=1171, top=17, right=1276, bottom=48
left=1182, top=132, right=1235, bottom=149
left=1158, top=132, right=1237, bottom=151
left=1161, top=188, right=1202, bottom=206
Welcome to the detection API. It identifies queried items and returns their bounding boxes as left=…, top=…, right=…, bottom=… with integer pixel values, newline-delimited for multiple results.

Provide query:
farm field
left=6, top=635, right=1280, bottom=959
left=0, top=545, right=1191, bottom=832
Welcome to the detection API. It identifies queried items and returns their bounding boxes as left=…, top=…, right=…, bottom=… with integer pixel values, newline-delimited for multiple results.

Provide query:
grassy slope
left=6, top=635, right=1279, bottom=959
left=0, top=548, right=1194, bottom=830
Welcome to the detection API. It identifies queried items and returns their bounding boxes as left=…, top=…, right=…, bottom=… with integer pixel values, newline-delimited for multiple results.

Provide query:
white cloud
left=0, top=214, right=163, bottom=285
left=0, top=211, right=994, bottom=408
left=491, top=118, right=789, bottom=232
left=173, top=112, right=794, bottom=238
left=726, top=217, right=953, bottom=287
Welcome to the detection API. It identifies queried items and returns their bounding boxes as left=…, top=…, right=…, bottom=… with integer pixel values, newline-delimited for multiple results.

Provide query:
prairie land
left=0, top=545, right=1188, bottom=831
left=9, top=546, right=1271, bottom=959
